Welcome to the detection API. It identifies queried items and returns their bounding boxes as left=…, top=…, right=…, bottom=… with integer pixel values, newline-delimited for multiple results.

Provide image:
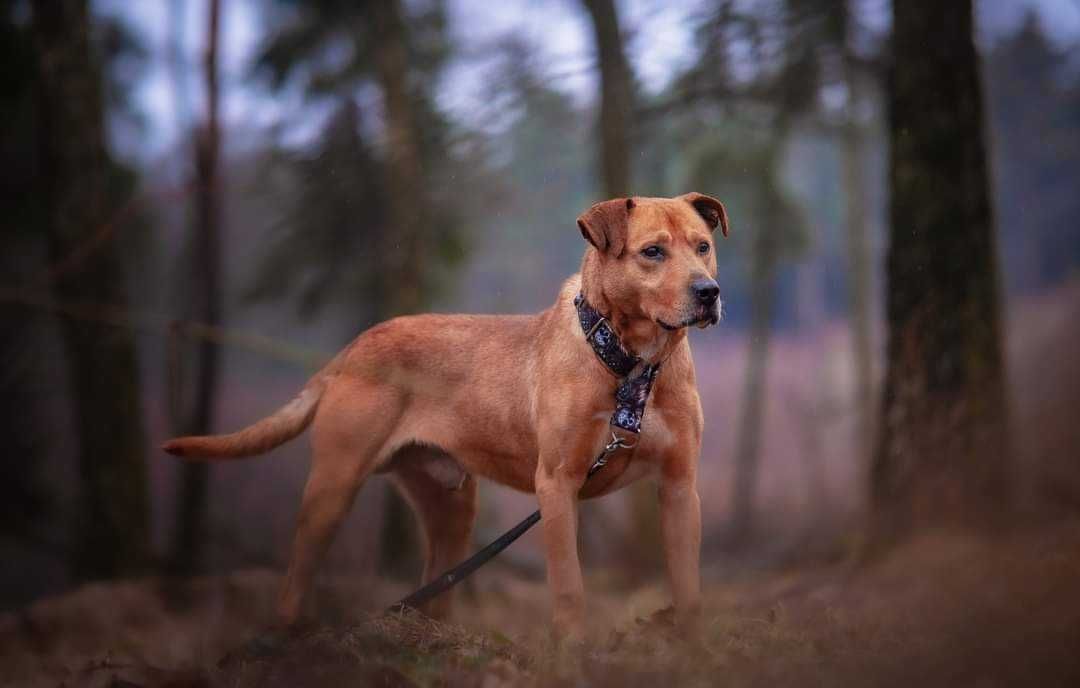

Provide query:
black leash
left=386, top=431, right=634, bottom=614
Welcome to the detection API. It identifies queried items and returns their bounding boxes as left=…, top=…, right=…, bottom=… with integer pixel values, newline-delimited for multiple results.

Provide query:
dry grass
left=216, top=612, right=532, bottom=688
left=4, top=520, right=1080, bottom=687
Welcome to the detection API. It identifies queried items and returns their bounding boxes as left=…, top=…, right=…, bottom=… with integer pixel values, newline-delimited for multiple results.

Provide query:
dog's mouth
left=657, top=304, right=721, bottom=331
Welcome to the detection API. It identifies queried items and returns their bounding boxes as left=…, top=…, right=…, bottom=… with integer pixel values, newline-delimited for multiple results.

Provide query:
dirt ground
left=4, top=519, right=1080, bottom=687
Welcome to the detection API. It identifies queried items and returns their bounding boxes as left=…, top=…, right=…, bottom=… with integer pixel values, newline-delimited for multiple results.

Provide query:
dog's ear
left=681, top=192, right=729, bottom=238
left=578, top=198, right=634, bottom=256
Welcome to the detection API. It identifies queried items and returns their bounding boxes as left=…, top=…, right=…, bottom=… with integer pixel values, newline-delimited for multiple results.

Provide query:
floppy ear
left=577, top=197, right=634, bottom=257
left=681, top=192, right=729, bottom=238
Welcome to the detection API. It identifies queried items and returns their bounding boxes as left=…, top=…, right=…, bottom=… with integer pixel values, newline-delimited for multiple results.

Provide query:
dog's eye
left=698, top=241, right=711, bottom=255
left=641, top=246, right=664, bottom=260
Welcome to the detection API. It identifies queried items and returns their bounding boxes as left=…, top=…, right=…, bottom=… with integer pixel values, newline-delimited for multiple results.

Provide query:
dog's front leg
left=659, top=466, right=703, bottom=639
left=535, top=457, right=588, bottom=642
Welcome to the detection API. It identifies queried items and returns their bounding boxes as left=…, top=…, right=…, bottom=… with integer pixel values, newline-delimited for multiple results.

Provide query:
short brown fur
left=163, top=193, right=729, bottom=641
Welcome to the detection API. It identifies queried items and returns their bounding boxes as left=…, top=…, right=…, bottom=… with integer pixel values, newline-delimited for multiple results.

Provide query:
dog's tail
left=162, top=351, right=343, bottom=460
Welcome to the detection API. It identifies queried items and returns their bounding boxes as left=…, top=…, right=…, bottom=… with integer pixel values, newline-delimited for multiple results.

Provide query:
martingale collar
left=574, top=293, right=661, bottom=435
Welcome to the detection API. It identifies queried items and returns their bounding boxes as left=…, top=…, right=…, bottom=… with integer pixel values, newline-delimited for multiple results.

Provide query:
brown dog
left=164, top=192, right=729, bottom=640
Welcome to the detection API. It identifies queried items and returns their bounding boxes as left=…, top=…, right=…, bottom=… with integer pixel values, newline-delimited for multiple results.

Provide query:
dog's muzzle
left=659, top=302, right=720, bottom=331
left=695, top=302, right=721, bottom=329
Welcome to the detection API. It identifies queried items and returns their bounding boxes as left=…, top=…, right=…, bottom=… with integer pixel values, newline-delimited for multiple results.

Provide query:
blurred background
left=2, top=0, right=1080, bottom=681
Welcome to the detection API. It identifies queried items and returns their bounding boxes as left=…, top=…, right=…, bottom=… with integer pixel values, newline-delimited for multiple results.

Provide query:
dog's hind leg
left=391, top=449, right=478, bottom=620
left=276, top=379, right=400, bottom=626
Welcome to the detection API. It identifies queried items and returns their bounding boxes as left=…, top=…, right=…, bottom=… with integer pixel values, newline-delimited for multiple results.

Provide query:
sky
left=97, top=0, right=1080, bottom=163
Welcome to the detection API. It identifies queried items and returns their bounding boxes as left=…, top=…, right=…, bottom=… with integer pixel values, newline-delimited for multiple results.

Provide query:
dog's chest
left=589, top=456, right=657, bottom=497
left=581, top=407, right=676, bottom=498
left=637, top=405, right=679, bottom=456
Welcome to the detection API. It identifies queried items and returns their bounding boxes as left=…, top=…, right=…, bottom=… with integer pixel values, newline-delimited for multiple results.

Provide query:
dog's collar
left=574, top=293, right=660, bottom=435
left=573, top=293, right=640, bottom=378
left=611, top=363, right=659, bottom=434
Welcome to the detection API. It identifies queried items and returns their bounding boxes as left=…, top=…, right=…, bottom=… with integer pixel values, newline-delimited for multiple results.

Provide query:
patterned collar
left=573, top=293, right=660, bottom=435
left=573, top=293, right=640, bottom=378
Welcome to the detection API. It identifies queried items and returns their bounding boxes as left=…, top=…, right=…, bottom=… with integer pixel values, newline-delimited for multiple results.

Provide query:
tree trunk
left=794, top=261, right=829, bottom=520
left=728, top=223, right=779, bottom=542
left=171, top=0, right=222, bottom=574
left=873, top=0, right=1010, bottom=538
left=370, top=0, right=426, bottom=316
left=841, top=62, right=875, bottom=467
left=369, top=0, right=425, bottom=577
left=31, top=0, right=150, bottom=579
left=166, top=0, right=190, bottom=159
left=581, top=0, right=634, bottom=197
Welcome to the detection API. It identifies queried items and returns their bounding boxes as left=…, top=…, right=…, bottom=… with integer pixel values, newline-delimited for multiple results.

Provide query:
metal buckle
left=604, top=430, right=637, bottom=453
left=584, top=316, right=607, bottom=342
left=589, top=431, right=637, bottom=475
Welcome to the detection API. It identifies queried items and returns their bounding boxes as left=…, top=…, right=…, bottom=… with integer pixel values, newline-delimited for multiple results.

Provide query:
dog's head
left=578, top=192, right=729, bottom=331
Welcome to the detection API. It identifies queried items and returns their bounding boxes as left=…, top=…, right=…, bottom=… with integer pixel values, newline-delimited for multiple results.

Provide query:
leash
left=226, top=430, right=624, bottom=660
left=386, top=431, right=635, bottom=614
left=387, top=293, right=658, bottom=615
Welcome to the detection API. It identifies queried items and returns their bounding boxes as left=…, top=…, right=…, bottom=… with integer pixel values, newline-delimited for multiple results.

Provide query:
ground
left=4, top=519, right=1080, bottom=687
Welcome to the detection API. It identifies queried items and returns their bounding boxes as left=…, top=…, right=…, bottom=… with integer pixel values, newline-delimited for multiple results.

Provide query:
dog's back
left=162, top=310, right=546, bottom=463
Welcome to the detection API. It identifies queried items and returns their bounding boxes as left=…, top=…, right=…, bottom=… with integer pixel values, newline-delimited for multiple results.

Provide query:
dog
left=164, top=192, right=729, bottom=641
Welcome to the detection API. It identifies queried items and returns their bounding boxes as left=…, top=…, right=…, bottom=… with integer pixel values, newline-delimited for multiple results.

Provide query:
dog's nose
left=691, top=279, right=720, bottom=306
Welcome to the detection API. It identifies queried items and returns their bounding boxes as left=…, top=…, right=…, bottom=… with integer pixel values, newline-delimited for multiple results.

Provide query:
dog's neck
left=579, top=254, right=687, bottom=365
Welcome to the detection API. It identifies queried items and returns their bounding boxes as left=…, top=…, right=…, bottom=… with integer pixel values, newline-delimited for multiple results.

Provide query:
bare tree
left=581, top=0, right=635, bottom=197
left=839, top=3, right=876, bottom=469
left=370, top=0, right=426, bottom=316
left=31, top=0, right=149, bottom=578
left=728, top=138, right=791, bottom=541
left=166, top=0, right=189, bottom=153
left=171, top=0, right=223, bottom=573
left=726, top=0, right=813, bottom=542
left=873, top=0, right=1010, bottom=537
